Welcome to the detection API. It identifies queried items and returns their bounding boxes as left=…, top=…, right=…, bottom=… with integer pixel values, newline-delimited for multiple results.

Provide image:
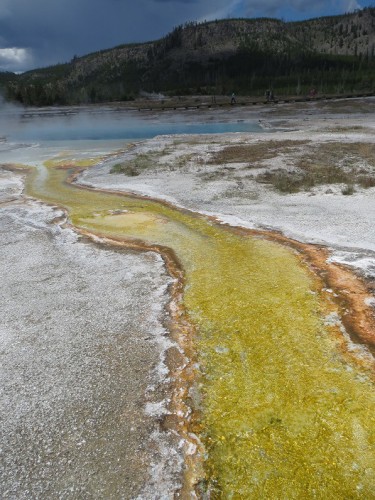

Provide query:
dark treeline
left=144, top=49, right=375, bottom=97
left=3, top=49, right=375, bottom=106
left=2, top=8, right=375, bottom=105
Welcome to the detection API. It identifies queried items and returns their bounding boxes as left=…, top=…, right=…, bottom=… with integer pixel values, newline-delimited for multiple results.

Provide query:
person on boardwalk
left=231, top=92, right=236, bottom=104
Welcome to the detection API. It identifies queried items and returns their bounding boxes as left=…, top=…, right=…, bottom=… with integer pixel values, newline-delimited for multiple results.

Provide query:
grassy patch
left=110, top=153, right=155, bottom=176
left=324, top=125, right=371, bottom=133
left=341, top=184, right=355, bottom=195
left=257, top=142, right=375, bottom=193
left=299, top=142, right=375, bottom=170
left=199, top=170, right=227, bottom=181
left=110, top=163, right=140, bottom=176
left=357, top=175, right=375, bottom=188
left=257, top=170, right=307, bottom=193
left=209, top=140, right=309, bottom=165
left=297, top=161, right=350, bottom=186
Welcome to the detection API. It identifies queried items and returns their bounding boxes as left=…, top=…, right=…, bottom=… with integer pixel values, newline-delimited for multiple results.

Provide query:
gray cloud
left=237, top=0, right=363, bottom=18
left=0, top=0, right=367, bottom=72
left=0, top=47, right=33, bottom=72
left=154, top=0, right=199, bottom=2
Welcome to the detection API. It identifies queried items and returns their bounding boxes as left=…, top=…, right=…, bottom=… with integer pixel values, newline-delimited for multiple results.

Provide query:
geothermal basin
left=1, top=99, right=375, bottom=498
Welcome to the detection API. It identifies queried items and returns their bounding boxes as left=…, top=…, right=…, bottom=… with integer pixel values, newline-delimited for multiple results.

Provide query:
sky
left=0, top=0, right=374, bottom=73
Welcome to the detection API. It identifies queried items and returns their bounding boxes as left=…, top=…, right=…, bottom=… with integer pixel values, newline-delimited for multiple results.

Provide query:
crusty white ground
left=80, top=98, right=375, bottom=279
left=1, top=98, right=375, bottom=498
left=0, top=169, right=182, bottom=499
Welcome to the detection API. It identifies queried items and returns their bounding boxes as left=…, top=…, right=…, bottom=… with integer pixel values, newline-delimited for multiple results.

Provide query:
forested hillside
left=3, top=7, right=375, bottom=105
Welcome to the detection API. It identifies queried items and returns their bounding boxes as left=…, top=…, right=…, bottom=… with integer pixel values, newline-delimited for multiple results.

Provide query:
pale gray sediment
left=0, top=170, right=182, bottom=498
left=80, top=98, right=375, bottom=280
left=2, top=98, right=375, bottom=497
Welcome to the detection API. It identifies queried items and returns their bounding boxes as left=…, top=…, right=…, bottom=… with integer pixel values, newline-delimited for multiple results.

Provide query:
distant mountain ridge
left=3, top=7, right=375, bottom=105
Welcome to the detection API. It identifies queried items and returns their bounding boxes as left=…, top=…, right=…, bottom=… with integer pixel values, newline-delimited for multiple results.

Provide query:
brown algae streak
left=27, top=161, right=375, bottom=497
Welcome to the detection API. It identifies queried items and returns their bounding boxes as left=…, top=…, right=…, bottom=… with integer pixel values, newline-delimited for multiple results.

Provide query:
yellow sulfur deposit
left=27, top=158, right=375, bottom=498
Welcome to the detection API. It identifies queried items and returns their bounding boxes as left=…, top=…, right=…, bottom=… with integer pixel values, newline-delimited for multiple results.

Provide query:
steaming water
left=2, top=105, right=261, bottom=143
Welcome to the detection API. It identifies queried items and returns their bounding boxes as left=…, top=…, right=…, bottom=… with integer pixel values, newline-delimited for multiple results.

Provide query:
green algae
left=26, top=159, right=375, bottom=498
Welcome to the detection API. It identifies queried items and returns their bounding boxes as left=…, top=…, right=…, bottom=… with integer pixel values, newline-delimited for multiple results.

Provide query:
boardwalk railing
left=135, top=92, right=375, bottom=112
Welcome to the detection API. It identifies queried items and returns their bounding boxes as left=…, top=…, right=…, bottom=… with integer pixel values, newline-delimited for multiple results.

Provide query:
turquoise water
left=3, top=107, right=261, bottom=142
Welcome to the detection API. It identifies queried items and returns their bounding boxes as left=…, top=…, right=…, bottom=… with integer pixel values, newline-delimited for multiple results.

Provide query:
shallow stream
left=25, top=153, right=375, bottom=497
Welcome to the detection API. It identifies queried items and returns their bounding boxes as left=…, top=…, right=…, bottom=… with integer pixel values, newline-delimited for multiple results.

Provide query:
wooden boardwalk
left=136, top=92, right=375, bottom=112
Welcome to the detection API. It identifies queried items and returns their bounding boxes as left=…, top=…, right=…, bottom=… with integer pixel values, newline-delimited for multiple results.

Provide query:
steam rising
left=0, top=102, right=261, bottom=144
